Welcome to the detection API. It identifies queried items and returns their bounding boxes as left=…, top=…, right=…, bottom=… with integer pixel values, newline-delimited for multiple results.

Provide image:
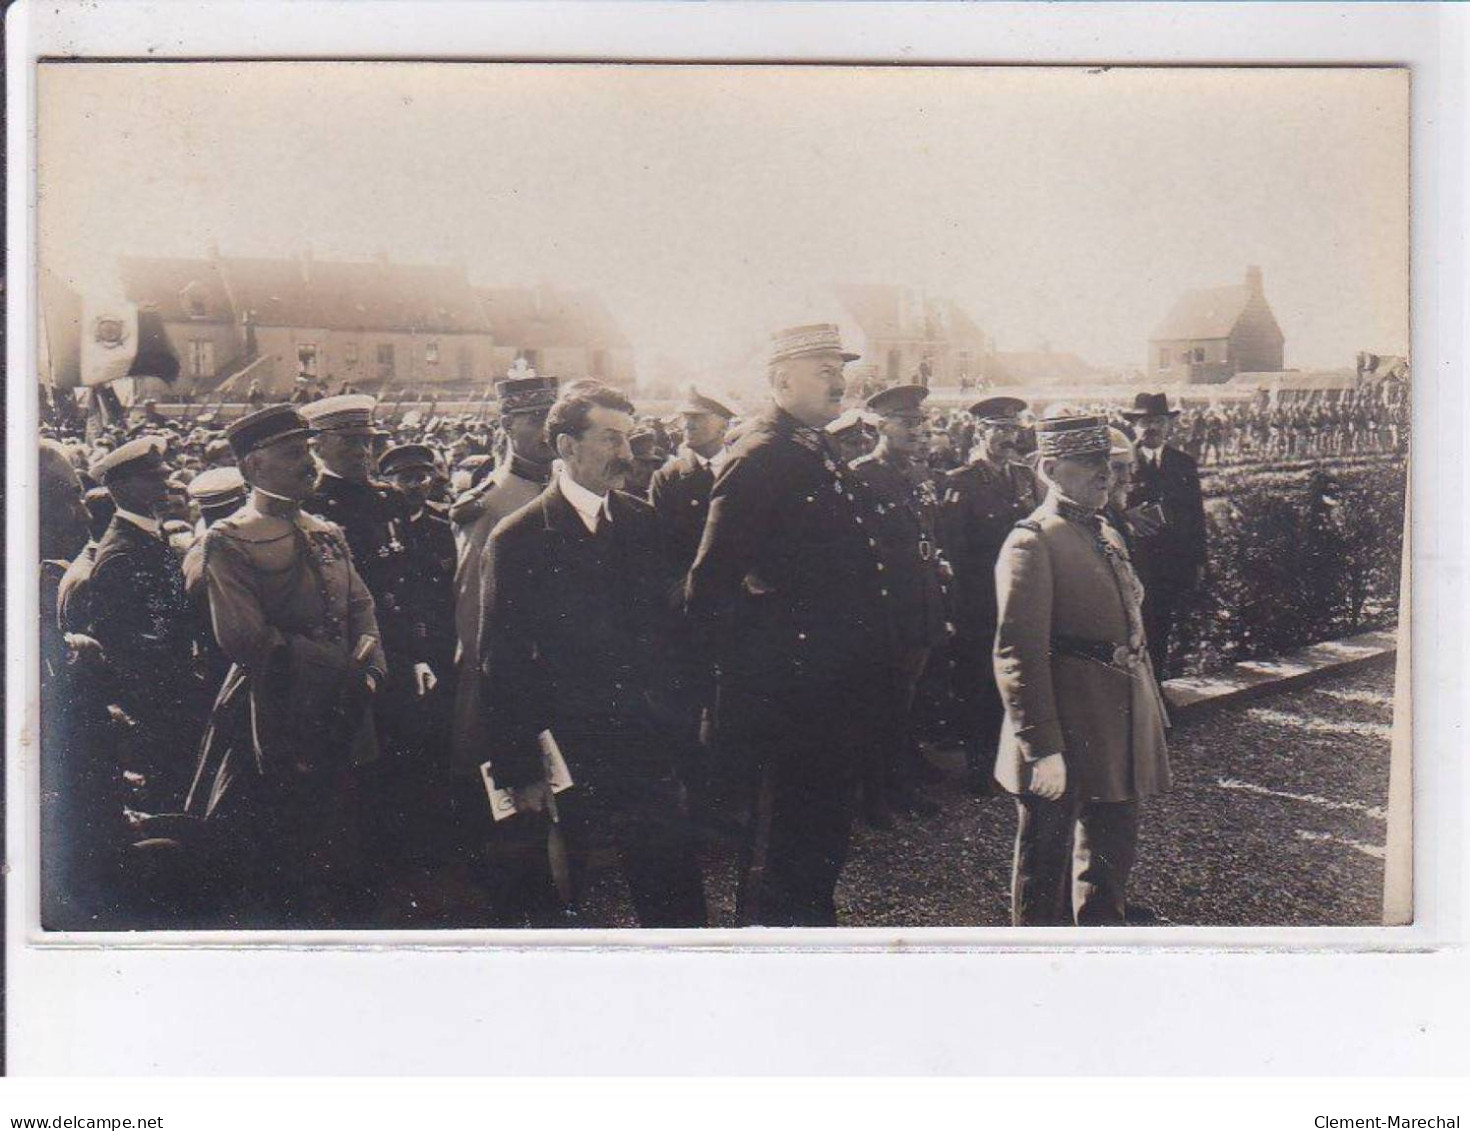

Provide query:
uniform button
left=880, top=588, right=890, bottom=597
left=855, top=516, right=863, bottom=525
left=876, top=562, right=885, bottom=571
left=691, top=499, right=700, bottom=506
left=797, top=632, right=807, bottom=641
left=868, top=537, right=878, bottom=547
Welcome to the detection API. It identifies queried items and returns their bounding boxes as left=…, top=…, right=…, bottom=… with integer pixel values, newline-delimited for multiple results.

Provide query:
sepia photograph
left=31, top=60, right=1411, bottom=936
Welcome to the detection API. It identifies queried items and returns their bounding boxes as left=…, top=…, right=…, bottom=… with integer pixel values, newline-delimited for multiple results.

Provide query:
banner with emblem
left=79, top=292, right=180, bottom=388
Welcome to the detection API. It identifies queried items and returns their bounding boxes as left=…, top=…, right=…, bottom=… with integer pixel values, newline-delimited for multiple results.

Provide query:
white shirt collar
left=115, top=509, right=162, bottom=537
left=559, top=468, right=610, bottom=534
left=1140, top=444, right=1163, bottom=465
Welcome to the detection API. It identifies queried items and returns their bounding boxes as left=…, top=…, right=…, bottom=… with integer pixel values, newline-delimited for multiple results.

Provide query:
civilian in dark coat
left=1122, top=394, right=1207, bottom=680
left=482, top=383, right=707, bottom=928
left=686, top=323, right=890, bottom=927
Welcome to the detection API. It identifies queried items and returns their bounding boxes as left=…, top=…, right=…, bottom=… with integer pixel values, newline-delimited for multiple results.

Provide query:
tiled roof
left=476, top=285, right=631, bottom=350
left=1150, top=284, right=1252, bottom=341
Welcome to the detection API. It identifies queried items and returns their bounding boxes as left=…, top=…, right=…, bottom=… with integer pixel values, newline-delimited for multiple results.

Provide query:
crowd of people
left=41, top=319, right=1351, bottom=933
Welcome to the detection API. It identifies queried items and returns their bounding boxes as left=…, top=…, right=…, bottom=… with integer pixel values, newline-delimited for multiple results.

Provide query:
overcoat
left=992, top=493, right=1171, bottom=804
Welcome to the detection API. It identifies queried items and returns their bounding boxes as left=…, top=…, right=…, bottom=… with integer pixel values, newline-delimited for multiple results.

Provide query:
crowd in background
left=35, top=350, right=1408, bottom=933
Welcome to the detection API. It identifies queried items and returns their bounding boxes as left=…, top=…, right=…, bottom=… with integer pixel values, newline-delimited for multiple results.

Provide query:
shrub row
left=1171, top=457, right=1407, bottom=676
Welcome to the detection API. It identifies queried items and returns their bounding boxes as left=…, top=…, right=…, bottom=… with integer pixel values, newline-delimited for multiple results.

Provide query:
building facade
left=1148, top=266, right=1286, bottom=384
left=118, top=252, right=635, bottom=397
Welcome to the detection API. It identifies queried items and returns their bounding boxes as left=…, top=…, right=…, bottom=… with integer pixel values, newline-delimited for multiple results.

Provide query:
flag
left=80, top=295, right=180, bottom=387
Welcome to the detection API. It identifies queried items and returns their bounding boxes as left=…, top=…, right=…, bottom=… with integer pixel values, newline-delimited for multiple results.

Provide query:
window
left=377, top=343, right=396, bottom=375
left=297, top=344, right=318, bottom=375
left=1193, top=347, right=1206, bottom=363
left=1158, top=348, right=1171, bottom=369
left=344, top=340, right=359, bottom=367
left=187, top=339, right=215, bottom=379
left=425, top=341, right=440, bottom=366
left=182, top=283, right=208, bottom=318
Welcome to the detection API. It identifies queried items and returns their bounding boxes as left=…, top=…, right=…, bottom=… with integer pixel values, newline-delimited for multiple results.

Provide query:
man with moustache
left=849, top=384, right=948, bottom=828
left=992, top=413, right=1171, bottom=926
left=686, top=323, right=890, bottom=927
left=188, top=405, right=386, bottom=926
left=446, top=371, right=557, bottom=774
left=480, top=382, right=707, bottom=927
left=937, top=396, right=1039, bottom=793
left=1122, top=392, right=1207, bottom=680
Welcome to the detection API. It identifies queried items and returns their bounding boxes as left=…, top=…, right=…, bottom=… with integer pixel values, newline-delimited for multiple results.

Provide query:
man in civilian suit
left=1122, top=392, right=1207, bottom=680
left=480, top=382, right=708, bottom=927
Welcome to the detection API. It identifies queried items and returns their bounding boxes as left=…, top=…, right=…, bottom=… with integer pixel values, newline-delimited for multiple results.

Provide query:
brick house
left=832, top=284, right=991, bottom=389
left=1148, top=266, right=1286, bottom=384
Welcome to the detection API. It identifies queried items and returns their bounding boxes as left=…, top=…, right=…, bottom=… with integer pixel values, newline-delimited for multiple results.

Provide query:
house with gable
left=1148, top=266, right=1285, bottom=383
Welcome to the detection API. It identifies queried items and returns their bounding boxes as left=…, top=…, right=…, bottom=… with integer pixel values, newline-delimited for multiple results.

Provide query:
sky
left=38, top=62, right=1408, bottom=379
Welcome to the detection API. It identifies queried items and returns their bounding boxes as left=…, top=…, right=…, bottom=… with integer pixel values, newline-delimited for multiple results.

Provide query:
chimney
left=1246, top=265, right=1263, bottom=297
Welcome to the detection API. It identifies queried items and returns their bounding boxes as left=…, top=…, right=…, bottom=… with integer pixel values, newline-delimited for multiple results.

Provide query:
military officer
left=446, top=371, right=557, bottom=774
left=648, top=389, right=738, bottom=829
left=85, top=436, right=209, bottom=813
left=625, top=427, right=669, bottom=497
left=993, top=413, right=1171, bottom=926
left=181, top=466, right=249, bottom=598
left=825, top=408, right=878, bottom=465
left=686, top=323, right=891, bottom=927
left=938, top=395, right=1039, bottom=792
left=849, top=384, right=948, bottom=827
left=649, top=389, right=737, bottom=573
left=189, top=405, right=387, bottom=926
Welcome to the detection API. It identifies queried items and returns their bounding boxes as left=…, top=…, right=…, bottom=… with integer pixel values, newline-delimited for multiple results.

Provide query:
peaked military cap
left=825, top=408, right=878, bottom=437
left=300, top=393, right=380, bottom=434
left=495, top=375, right=559, bottom=415
left=865, top=383, right=929, bottom=417
left=378, top=443, right=438, bottom=477
left=226, top=404, right=314, bottom=460
left=1035, top=413, right=1111, bottom=459
left=675, top=388, right=737, bottom=420
left=630, top=429, right=667, bottom=462
left=769, top=323, right=860, bottom=366
left=90, top=435, right=168, bottom=485
left=969, top=395, right=1028, bottom=423
left=187, top=466, right=248, bottom=509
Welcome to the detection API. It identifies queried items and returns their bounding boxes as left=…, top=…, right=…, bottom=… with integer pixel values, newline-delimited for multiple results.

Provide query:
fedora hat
left=1122, top=392, right=1181, bottom=420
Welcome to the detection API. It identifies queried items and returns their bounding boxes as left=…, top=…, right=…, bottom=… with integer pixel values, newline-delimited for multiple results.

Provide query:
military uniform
left=938, top=449, right=1039, bottom=780
left=849, top=387, right=950, bottom=820
left=84, top=444, right=209, bottom=813
left=686, top=325, right=889, bottom=926
left=993, top=416, right=1171, bottom=926
left=188, top=406, right=387, bottom=927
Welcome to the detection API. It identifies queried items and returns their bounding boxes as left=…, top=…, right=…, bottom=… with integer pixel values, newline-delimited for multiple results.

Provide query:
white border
left=6, top=1, right=1467, bottom=1074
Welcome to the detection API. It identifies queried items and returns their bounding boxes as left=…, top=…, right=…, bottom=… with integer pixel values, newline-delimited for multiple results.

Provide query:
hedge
left=1171, top=457, right=1407, bottom=677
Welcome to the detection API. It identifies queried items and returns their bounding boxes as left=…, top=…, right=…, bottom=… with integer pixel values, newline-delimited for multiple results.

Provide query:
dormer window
left=181, top=281, right=208, bottom=319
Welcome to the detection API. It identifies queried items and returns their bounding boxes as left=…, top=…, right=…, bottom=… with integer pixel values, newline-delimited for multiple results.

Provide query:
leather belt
left=1051, top=634, right=1146, bottom=670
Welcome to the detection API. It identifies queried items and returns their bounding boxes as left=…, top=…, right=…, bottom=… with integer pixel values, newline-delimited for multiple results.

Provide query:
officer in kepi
left=937, top=396, right=1038, bottom=793
left=188, top=404, right=387, bottom=927
left=849, top=383, right=948, bottom=829
left=992, top=412, right=1171, bottom=927
left=686, top=323, right=891, bottom=927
